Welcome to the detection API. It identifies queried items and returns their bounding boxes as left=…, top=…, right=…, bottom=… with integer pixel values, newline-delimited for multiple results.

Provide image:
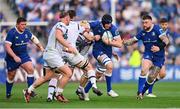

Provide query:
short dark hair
left=67, top=10, right=76, bottom=19
left=160, top=18, right=168, bottom=23
left=142, top=14, right=152, bottom=20
left=59, top=11, right=69, bottom=18
left=16, top=17, right=27, bottom=24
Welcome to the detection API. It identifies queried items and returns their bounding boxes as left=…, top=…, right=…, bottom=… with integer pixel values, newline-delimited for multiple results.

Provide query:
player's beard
left=144, top=26, right=151, bottom=31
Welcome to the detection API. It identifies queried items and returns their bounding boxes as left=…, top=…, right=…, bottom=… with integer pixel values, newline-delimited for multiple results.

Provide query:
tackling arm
left=31, top=35, right=44, bottom=51
left=83, top=32, right=94, bottom=41
left=123, top=37, right=138, bottom=46
left=159, top=35, right=169, bottom=49
left=55, top=29, right=77, bottom=54
left=109, top=36, right=123, bottom=48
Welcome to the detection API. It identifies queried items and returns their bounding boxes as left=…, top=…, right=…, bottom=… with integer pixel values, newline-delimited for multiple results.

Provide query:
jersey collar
left=145, top=24, right=154, bottom=32
left=15, top=26, right=24, bottom=34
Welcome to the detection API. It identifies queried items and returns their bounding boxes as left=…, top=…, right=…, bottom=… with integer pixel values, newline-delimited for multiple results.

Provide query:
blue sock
left=138, top=76, right=146, bottom=93
left=148, top=78, right=159, bottom=94
left=27, top=75, right=34, bottom=87
left=142, top=81, right=153, bottom=94
left=105, top=76, right=112, bottom=92
left=84, top=81, right=92, bottom=93
left=6, top=80, right=14, bottom=96
left=148, top=83, right=154, bottom=94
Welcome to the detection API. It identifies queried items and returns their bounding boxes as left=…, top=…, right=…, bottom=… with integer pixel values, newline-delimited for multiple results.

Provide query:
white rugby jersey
left=66, top=21, right=85, bottom=47
left=45, top=22, right=68, bottom=52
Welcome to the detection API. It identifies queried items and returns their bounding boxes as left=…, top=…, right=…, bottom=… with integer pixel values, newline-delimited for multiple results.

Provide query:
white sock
left=78, top=85, right=83, bottom=89
left=28, top=85, right=34, bottom=93
left=47, top=78, right=58, bottom=99
left=87, top=70, right=97, bottom=89
left=55, top=87, right=64, bottom=96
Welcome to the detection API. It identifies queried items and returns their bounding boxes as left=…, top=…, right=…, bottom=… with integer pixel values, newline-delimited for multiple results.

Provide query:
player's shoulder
left=69, top=21, right=78, bottom=25
left=7, top=27, right=16, bottom=35
left=90, top=20, right=101, bottom=26
left=56, top=22, right=67, bottom=29
left=24, top=28, right=31, bottom=33
left=153, top=24, right=161, bottom=29
left=110, top=24, right=118, bottom=31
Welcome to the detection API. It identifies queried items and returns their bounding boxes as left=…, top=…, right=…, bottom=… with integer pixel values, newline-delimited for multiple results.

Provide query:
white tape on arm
left=31, top=35, right=40, bottom=44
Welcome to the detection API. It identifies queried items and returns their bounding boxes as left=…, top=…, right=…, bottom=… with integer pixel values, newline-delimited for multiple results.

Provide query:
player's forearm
left=83, top=32, right=94, bottom=41
left=160, top=35, right=169, bottom=46
left=123, top=38, right=137, bottom=46
left=109, top=37, right=123, bottom=48
left=109, top=39, right=122, bottom=48
left=36, top=43, right=44, bottom=52
left=158, top=35, right=169, bottom=49
left=56, top=29, right=71, bottom=48
left=5, top=43, right=18, bottom=58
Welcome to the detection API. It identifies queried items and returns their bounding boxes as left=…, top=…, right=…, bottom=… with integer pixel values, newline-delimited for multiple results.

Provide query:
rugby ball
left=102, top=31, right=113, bottom=41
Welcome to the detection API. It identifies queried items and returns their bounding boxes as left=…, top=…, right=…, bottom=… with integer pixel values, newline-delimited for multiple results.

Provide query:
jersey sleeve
left=156, top=25, right=166, bottom=38
left=78, top=23, right=86, bottom=34
left=5, top=30, right=14, bottom=45
left=111, top=25, right=120, bottom=39
left=89, top=21, right=99, bottom=29
left=56, top=24, right=66, bottom=33
left=134, top=31, right=143, bottom=41
left=26, top=29, right=33, bottom=39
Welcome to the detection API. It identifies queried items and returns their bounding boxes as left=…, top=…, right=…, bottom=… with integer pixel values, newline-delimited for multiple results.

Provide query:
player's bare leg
left=138, top=66, right=161, bottom=100
left=55, top=65, right=72, bottom=103
left=137, top=59, right=152, bottom=99
left=146, top=65, right=166, bottom=97
left=21, top=61, right=37, bottom=97
left=76, top=73, right=88, bottom=100
left=76, top=60, right=102, bottom=96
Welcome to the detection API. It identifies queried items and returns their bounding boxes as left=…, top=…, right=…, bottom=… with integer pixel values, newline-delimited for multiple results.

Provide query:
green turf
left=0, top=82, right=180, bottom=108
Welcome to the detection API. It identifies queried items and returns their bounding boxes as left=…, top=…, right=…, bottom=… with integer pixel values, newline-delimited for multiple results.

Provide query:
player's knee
left=27, top=67, right=34, bottom=74
left=106, top=63, right=113, bottom=72
left=84, top=63, right=93, bottom=71
left=159, top=72, right=166, bottom=79
left=96, top=72, right=103, bottom=79
left=65, top=70, right=73, bottom=78
left=7, top=72, right=16, bottom=81
left=141, top=69, right=148, bottom=76
left=147, top=74, right=155, bottom=83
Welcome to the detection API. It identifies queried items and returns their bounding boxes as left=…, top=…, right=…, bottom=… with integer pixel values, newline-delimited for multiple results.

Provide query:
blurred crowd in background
left=0, top=0, right=180, bottom=73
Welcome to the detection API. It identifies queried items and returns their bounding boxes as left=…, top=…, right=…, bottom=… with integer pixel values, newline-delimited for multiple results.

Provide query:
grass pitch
left=0, top=82, right=180, bottom=108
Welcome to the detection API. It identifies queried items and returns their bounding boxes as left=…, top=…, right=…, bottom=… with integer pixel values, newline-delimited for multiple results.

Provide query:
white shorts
left=63, top=52, right=85, bottom=66
left=43, top=49, right=65, bottom=68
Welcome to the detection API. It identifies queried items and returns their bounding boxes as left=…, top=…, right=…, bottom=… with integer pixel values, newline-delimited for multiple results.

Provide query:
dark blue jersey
left=135, top=24, right=166, bottom=57
left=90, top=21, right=120, bottom=58
left=5, top=27, right=32, bottom=59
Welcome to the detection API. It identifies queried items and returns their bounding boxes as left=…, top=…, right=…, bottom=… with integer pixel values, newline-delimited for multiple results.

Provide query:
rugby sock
left=28, top=85, right=34, bottom=93
left=138, top=75, right=146, bottom=93
left=87, top=70, right=97, bottom=88
left=27, top=74, right=34, bottom=87
left=6, top=78, right=14, bottom=96
left=148, top=78, right=159, bottom=94
left=84, top=81, right=92, bottom=93
left=104, top=72, right=112, bottom=92
left=142, top=81, right=154, bottom=95
left=47, top=78, right=57, bottom=99
left=55, top=87, right=63, bottom=96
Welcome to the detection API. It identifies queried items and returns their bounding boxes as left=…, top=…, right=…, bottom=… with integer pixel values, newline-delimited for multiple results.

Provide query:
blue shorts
left=5, top=56, right=32, bottom=71
left=143, top=53, right=165, bottom=68
left=92, top=50, right=112, bottom=60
